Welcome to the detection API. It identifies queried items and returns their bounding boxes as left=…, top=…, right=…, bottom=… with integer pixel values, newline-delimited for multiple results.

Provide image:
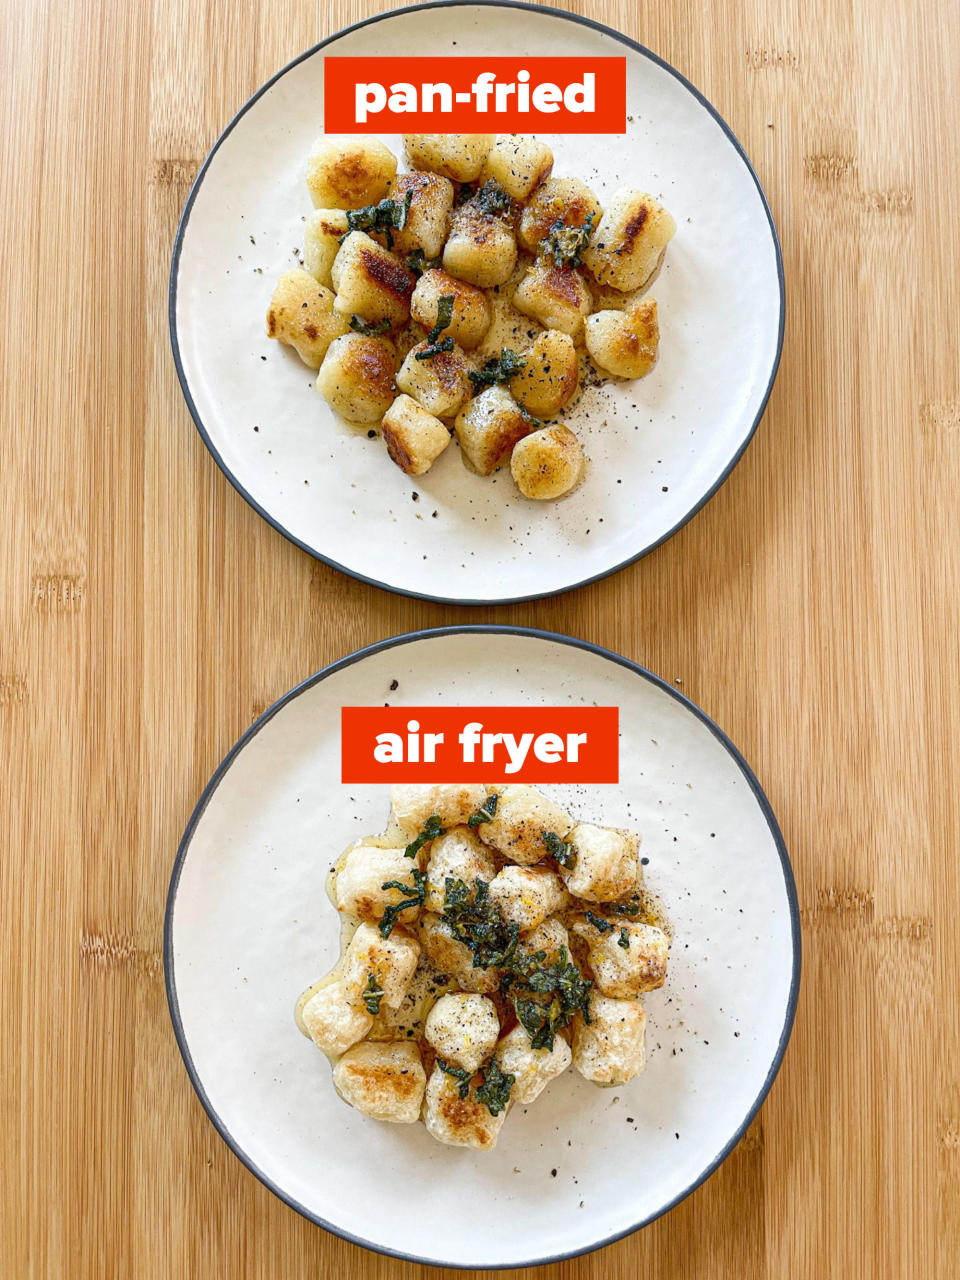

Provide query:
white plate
left=165, top=627, right=799, bottom=1267
left=170, top=2, right=784, bottom=605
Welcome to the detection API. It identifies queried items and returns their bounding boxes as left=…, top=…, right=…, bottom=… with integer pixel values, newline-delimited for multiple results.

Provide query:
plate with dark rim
left=170, top=1, right=784, bottom=606
left=165, top=627, right=799, bottom=1268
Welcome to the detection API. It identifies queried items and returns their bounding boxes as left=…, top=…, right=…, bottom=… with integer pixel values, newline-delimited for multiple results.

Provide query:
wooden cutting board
left=1, top=0, right=957, bottom=1275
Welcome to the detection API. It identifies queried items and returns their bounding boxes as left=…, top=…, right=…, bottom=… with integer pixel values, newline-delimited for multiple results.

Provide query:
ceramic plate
left=170, top=1, right=784, bottom=605
left=165, top=627, right=799, bottom=1267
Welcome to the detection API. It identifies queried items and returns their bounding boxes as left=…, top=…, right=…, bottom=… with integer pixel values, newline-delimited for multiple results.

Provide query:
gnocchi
left=585, top=298, right=660, bottom=379
left=267, top=133, right=677, bottom=499
left=314, top=334, right=396, bottom=425
left=582, top=189, right=677, bottom=292
left=454, top=385, right=532, bottom=476
left=331, top=231, right=415, bottom=330
left=380, top=394, right=451, bottom=476
left=402, top=133, right=495, bottom=182
left=395, top=340, right=473, bottom=418
left=510, top=424, right=584, bottom=500
left=306, top=136, right=397, bottom=209
left=265, top=269, right=349, bottom=368
left=508, top=329, right=579, bottom=417
left=297, top=785, right=671, bottom=1149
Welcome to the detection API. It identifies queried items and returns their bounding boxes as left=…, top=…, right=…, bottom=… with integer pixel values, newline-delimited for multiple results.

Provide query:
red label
left=323, top=57, right=626, bottom=133
left=341, top=706, right=619, bottom=783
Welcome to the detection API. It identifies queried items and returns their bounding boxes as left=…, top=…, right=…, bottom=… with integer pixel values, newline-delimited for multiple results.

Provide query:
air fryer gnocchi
left=267, top=133, right=676, bottom=502
left=295, top=784, right=672, bottom=1151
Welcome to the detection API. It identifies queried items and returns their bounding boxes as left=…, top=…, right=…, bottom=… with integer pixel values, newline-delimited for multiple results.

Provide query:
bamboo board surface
left=2, top=0, right=959, bottom=1275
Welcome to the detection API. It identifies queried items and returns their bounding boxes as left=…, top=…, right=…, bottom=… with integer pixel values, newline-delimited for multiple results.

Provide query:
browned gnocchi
left=267, top=133, right=677, bottom=501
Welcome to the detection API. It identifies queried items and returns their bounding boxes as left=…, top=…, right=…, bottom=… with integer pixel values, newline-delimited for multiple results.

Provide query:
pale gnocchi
left=296, top=785, right=672, bottom=1150
left=267, top=132, right=677, bottom=503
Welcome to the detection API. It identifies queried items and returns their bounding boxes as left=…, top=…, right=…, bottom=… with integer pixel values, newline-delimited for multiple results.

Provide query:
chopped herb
left=607, top=893, right=642, bottom=918
left=474, top=179, right=513, bottom=217
left=415, top=335, right=454, bottom=360
left=520, top=405, right=543, bottom=429
left=467, top=793, right=500, bottom=828
left=618, top=927, right=631, bottom=950
left=363, top=972, right=384, bottom=1015
left=415, top=293, right=456, bottom=361
left=442, top=877, right=520, bottom=969
left=441, top=880, right=593, bottom=1051
left=405, top=248, right=441, bottom=275
left=378, top=868, right=426, bottom=938
left=348, top=315, right=391, bottom=336
left=476, top=1059, right=515, bottom=1116
left=427, top=294, right=455, bottom=341
left=511, top=946, right=593, bottom=1050
left=404, top=814, right=443, bottom=858
left=585, top=910, right=614, bottom=934
left=436, top=1057, right=472, bottom=1099
left=468, top=349, right=526, bottom=391
left=543, top=830, right=575, bottom=868
left=343, top=191, right=412, bottom=249
left=540, top=211, right=596, bottom=269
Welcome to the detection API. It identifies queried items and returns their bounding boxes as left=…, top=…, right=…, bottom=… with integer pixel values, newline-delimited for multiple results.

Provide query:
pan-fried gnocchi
left=296, top=785, right=672, bottom=1150
left=266, top=132, right=677, bottom=502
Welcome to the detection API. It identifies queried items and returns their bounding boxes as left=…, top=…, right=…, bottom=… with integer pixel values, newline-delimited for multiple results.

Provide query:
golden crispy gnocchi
left=303, top=209, right=350, bottom=288
left=423, top=1064, right=507, bottom=1150
left=585, top=298, right=660, bottom=379
left=273, top=130, right=677, bottom=504
left=387, top=170, right=455, bottom=259
left=510, top=424, right=584, bottom=500
left=517, top=177, right=603, bottom=254
left=512, top=263, right=593, bottom=336
left=454, top=385, right=532, bottom=476
left=442, top=184, right=517, bottom=287
left=333, top=1041, right=426, bottom=1122
left=481, top=134, right=554, bottom=201
left=306, top=136, right=397, bottom=209
left=381, top=394, right=451, bottom=476
left=518, top=916, right=570, bottom=966
left=395, top=340, right=473, bottom=418
left=582, top=189, right=677, bottom=292
left=410, top=268, right=491, bottom=351
left=265, top=269, right=349, bottom=368
left=508, top=329, right=579, bottom=417
left=331, top=231, right=416, bottom=330
left=315, top=333, right=396, bottom=424
left=402, top=133, right=495, bottom=182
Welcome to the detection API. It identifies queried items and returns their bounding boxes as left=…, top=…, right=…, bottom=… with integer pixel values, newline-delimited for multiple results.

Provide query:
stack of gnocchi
left=295, top=784, right=671, bottom=1151
left=267, top=133, right=676, bottom=500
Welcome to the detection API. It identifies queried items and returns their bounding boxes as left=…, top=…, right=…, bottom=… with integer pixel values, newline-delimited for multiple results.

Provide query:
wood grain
left=2, top=0, right=958, bottom=1274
